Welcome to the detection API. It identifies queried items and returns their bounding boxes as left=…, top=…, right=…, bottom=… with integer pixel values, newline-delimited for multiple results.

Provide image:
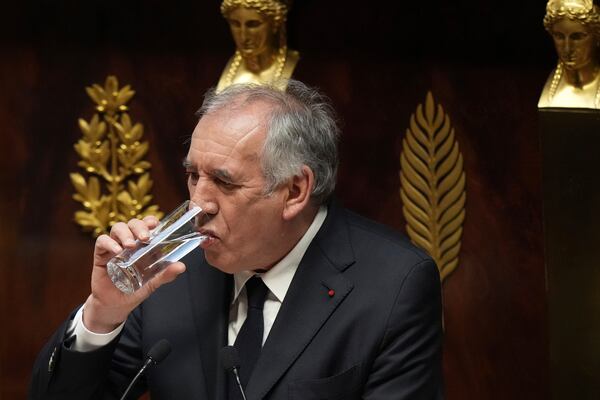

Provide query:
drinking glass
left=107, top=201, right=207, bottom=294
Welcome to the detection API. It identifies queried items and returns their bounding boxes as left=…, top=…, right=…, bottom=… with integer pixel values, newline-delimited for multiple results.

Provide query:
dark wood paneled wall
left=540, top=110, right=600, bottom=399
left=1, top=1, right=551, bottom=398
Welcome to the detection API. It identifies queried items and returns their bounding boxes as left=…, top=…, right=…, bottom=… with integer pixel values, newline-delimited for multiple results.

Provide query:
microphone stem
left=120, top=358, right=152, bottom=400
left=232, top=367, right=247, bottom=400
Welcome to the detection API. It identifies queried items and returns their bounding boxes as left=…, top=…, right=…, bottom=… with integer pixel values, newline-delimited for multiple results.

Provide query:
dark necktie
left=230, top=276, right=269, bottom=397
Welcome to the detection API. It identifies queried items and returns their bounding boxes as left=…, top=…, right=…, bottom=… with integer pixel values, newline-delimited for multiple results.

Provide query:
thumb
left=136, top=262, right=187, bottom=299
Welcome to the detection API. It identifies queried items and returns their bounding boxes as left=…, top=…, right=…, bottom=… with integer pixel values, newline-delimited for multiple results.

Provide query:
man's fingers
left=96, top=235, right=123, bottom=257
left=110, top=222, right=137, bottom=248
left=127, top=219, right=152, bottom=243
left=142, top=215, right=160, bottom=229
left=108, top=218, right=156, bottom=248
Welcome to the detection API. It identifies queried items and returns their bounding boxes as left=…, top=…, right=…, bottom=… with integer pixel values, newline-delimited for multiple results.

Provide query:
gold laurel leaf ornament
left=70, top=76, right=163, bottom=237
left=399, top=92, right=466, bottom=281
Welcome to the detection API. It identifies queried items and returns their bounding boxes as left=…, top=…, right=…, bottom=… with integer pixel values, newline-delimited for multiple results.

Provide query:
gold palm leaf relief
left=399, top=91, right=466, bottom=281
left=70, top=75, right=163, bottom=237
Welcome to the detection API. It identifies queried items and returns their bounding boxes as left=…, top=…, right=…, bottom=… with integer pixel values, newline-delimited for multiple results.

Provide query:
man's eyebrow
left=213, top=169, right=234, bottom=182
left=182, top=159, right=194, bottom=169
left=182, top=160, right=234, bottom=181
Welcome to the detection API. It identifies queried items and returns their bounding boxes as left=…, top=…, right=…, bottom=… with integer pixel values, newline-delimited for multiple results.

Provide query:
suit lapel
left=185, top=251, right=232, bottom=400
left=245, top=203, right=356, bottom=399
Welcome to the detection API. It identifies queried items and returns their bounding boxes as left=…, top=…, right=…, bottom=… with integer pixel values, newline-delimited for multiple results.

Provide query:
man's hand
left=82, top=216, right=187, bottom=333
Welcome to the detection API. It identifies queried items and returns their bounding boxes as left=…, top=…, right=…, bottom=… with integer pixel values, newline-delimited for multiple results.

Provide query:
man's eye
left=215, top=177, right=236, bottom=189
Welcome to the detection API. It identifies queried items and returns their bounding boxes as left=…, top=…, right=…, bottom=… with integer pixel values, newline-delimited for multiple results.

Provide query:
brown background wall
left=0, top=0, right=551, bottom=398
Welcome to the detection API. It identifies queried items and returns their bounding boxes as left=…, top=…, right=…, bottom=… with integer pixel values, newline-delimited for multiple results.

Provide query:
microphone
left=146, top=339, right=171, bottom=365
left=120, top=339, right=172, bottom=400
left=220, top=346, right=247, bottom=400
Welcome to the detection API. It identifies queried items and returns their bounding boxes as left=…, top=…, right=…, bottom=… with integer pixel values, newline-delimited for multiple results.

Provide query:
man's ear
left=282, top=165, right=314, bottom=220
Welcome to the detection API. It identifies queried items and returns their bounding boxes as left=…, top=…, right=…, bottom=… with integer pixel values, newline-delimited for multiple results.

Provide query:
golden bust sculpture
left=539, top=0, right=600, bottom=108
left=217, top=0, right=299, bottom=92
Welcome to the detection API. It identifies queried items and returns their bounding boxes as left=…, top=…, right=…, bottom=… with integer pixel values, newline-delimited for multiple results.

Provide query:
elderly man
left=29, top=81, right=443, bottom=399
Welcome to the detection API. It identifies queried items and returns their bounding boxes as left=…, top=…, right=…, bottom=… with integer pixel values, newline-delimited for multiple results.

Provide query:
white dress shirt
left=69, top=206, right=327, bottom=352
left=228, top=206, right=327, bottom=346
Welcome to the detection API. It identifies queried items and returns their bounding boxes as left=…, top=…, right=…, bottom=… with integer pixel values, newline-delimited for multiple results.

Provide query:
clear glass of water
left=107, top=201, right=207, bottom=294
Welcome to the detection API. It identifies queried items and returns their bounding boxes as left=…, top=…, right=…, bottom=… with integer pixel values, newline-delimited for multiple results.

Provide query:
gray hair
left=196, top=80, right=339, bottom=205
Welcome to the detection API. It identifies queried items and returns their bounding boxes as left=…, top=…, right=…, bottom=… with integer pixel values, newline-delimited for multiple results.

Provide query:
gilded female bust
left=217, top=0, right=299, bottom=92
left=539, top=0, right=600, bottom=109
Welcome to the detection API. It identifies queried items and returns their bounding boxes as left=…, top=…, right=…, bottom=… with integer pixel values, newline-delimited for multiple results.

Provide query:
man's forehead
left=186, top=104, right=266, bottom=171
left=195, top=100, right=272, bottom=139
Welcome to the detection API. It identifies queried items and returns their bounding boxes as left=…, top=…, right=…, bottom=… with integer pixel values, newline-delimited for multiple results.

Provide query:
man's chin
left=204, top=253, right=241, bottom=275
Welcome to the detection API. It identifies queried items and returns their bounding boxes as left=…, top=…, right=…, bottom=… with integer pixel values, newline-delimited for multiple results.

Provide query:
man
left=30, top=80, right=443, bottom=399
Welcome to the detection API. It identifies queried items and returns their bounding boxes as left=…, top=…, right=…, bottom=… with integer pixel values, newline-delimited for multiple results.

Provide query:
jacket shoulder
left=342, top=208, right=432, bottom=264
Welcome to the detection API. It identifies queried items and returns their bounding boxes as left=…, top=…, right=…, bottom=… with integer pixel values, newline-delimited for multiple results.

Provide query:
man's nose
left=190, top=178, right=218, bottom=216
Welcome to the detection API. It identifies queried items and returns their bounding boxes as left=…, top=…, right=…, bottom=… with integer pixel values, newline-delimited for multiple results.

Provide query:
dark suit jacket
left=29, top=202, right=443, bottom=399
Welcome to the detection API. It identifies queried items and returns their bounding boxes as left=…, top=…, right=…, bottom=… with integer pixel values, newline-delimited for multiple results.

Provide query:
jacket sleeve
left=28, top=307, right=146, bottom=400
left=363, top=259, right=444, bottom=399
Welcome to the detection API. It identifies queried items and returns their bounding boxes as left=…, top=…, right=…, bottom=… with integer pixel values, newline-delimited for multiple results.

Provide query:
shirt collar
left=232, top=205, right=328, bottom=303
